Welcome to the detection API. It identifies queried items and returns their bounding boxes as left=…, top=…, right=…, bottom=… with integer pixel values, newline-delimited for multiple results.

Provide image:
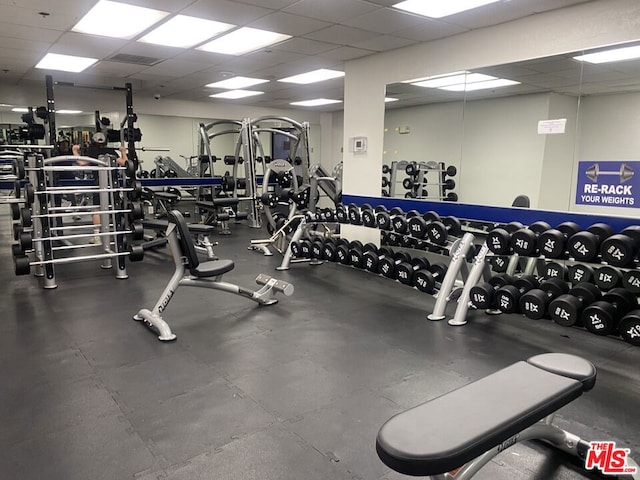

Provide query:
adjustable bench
left=141, top=218, right=218, bottom=260
left=134, top=210, right=294, bottom=341
left=196, top=198, right=249, bottom=234
left=377, top=353, right=638, bottom=479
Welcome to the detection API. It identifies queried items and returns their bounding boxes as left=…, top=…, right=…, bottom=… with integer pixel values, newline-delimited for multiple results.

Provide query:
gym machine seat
left=134, top=210, right=293, bottom=341
left=512, top=194, right=531, bottom=208
left=376, top=353, right=637, bottom=479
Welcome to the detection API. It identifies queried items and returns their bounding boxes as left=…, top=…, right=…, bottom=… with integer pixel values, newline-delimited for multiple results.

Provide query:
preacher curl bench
left=134, top=210, right=293, bottom=341
left=377, top=353, right=639, bottom=479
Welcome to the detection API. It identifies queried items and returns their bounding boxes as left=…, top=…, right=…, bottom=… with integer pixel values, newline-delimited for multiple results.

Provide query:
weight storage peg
left=537, top=222, right=581, bottom=258
left=566, top=223, right=615, bottom=262
left=582, top=288, right=637, bottom=336
left=494, top=275, right=540, bottom=313
left=426, top=216, right=463, bottom=245
left=469, top=273, right=514, bottom=309
left=599, top=225, right=640, bottom=267
left=395, top=257, right=431, bottom=285
left=413, top=263, right=448, bottom=294
left=509, top=221, right=552, bottom=256
left=378, top=251, right=412, bottom=278
left=486, top=222, right=526, bottom=254
left=549, top=282, right=602, bottom=327
left=618, top=310, right=640, bottom=346
left=519, top=278, right=570, bottom=320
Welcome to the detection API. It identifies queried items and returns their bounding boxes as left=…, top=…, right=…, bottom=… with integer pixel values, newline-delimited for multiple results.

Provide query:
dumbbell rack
left=11, top=153, right=144, bottom=289
left=381, top=161, right=457, bottom=201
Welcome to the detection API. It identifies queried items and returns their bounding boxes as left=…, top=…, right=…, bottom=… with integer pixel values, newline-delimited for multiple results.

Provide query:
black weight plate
left=504, top=222, right=525, bottom=233
left=511, top=228, right=537, bottom=256
left=587, top=222, right=614, bottom=240
left=363, top=251, right=379, bottom=272
left=582, top=301, right=617, bottom=335
left=556, top=221, right=581, bottom=237
left=619, top=311, right=640, bottom=346
left=495, top=285, right=520, bottom=313
left=489, top=256, right=508, bottom=273
left=362, top=209, right=377, bottom=228
left=423, top=211, right=440, bottom=222
left=376, top=211, right=392, bottom=230
left=442, top=217, right=462, bottom=237
left=601, top=234, right=635, bottom=267
left=406, top=210, right=420, bottom=219
left=413, top=269, right=435, bottom=293
left=602, top=288, right=637, bottom=312
left=549, top=295, right=581, bottom=327
left=487, top=228, right=511, bottom=254
left=622, top=270, right=640, bottom=293
left=349, top=248, right=364, bottom=268
left=594, top=266, right=621, bottom=290
left=538, top=229, right=565, bottom=258
left=567, top=231, right=598, bottom=261
left=396, top=262, right=414, bottom=285
left=408, top=216, right=427, bottom=239
left=567, top=264, right=594, bottom=285
left=426, top=221, right=448, bottom=245
left=541, top=262, right=565, bottom=280
left=520, top=289, right=548, bottom=320
left=389, top=207, right=404, bottom=216
left=392, top=215, right=408, bottom=234
left=336, top=245, right=350, bottom=265
left=378, top=257, right=396, bottom=278
left=470, top=283, right=494, bottom=309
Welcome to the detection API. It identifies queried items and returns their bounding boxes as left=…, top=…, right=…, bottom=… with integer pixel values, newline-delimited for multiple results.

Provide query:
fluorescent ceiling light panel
left=573, top=44, right=640, bottom=64
left=442, top=78, right=520, bottom=91
left=72, top=0, right=169, bottom=39
left=290, top=99, right=342, bottom=107
left=12, top=107, right=29, bottom=112
left=139, top=15, right=235, bottom=48
left=198, top=27, right=291, bottom=55
left=278, top=69, right=345, bottom=85
left=57, top=110, right=83, bottom=114
left=385, top=97, right=399, bottom=102
left=209, top=90, right=264, bottom=99
left=206, top=76, right=269, bottom=89
left=35, top=53, right=98, bottom=73
left=393, top=0, right=500, bottom=18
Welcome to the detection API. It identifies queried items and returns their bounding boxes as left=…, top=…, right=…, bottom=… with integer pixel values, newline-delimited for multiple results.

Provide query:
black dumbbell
left=426, top=216, right=462, bottom=245
left=582, top=288, right=637, bottom=336
left=321, top=238, right=347, bottom=262
left=567, top=264, right=595, bottom=285
left=391, top=210, right=422, bottom=235
left=403, top=177, right=456, bottom=191
left=519, top=278, right=570, bottom=320
left=375, top=206, right=404, bottom=231
left=413, top=263, right=448, bottom=294
left=622, top=269, right=640, bottom=294
left=594, top=265, right=622, bottom=291
left=540, top=261, right=566, bottom=281
left=486, top=222, right=526, bottom=254
left=310, top=239, right=325, bottom=260
left=600, top=225, right=640, bottom=267
left=363, top=247, right=396, bottom=273
left=566, top=223, right=615, bottom=262
left=361, top=205, right=377, bottom=228
left=488, top=255, right=509, bottom=273
left=494, top=275, right=540, bottom=313
left=549, top=282, right=602, bottom=327
left=347, top=203, right=372, bottom=225
left=378, top=251, right=412, bottom=278
left=407, top=211, right=440, bottom=239
left=469, top=274, right=514, bottom=309
left=290, top=239, right=312, bottom=258
left=618, top=310, right=640, bottom=346
left=347, top=241, right=378, bottom=269
left=335, top=204, right=348, bottom=223
left=396, top=257, right=431, bottom=285
left=509, top=221, right=552, bottom=256
left=537, top=222, right=582, bottom=258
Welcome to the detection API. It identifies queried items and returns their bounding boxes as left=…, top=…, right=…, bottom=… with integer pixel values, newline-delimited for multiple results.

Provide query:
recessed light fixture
left=393, top=0, right=500, bottom=18
left=35, top=53, right=98, bottom=73
left=206, top=76, right=269, bottom=89
left=197, top=27, right=291, bottom=55
left=11, top=107, right=29, bottom=113
left=57, top=109, right=83, bottom=114
left=385, top=97, right=399, bottom=102
left=209, top=90, right=264, bottom=99
left=410, top=71, right=519, bottom=92
left=290, top=98, right=342, bottom=107
left=72, top=0, right=169, bottom=39
left=139, top=15, right=235, bottom=48
left=573, top=44, right=640, bottom=64
left=278, top=69, right=345, bottom=85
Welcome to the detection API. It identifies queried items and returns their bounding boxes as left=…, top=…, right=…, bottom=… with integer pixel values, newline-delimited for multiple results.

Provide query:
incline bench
left=377, top=353, right=639, bottom=479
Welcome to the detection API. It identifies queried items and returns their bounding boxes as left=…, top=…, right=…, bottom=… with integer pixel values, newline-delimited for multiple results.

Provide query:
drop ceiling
left=0, top=0, right=595, bottom=111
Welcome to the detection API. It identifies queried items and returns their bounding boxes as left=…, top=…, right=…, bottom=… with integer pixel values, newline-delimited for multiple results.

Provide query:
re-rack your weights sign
left=576, top=161, right=639, bottom=208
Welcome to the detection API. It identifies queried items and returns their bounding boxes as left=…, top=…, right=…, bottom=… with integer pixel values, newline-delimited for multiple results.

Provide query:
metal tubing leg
left=428, top=233, right=475, bottom=321
left=277, top=218, right=307, bottom=270
left=449, top=242, right=491, bottom=326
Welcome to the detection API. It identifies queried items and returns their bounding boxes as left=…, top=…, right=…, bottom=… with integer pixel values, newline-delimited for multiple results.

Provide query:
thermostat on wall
left=350, top=136, right=368, bottom=154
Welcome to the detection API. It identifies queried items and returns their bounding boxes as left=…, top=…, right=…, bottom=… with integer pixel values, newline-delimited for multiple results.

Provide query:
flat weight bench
left=134, top=209, right=294, bottom=341
left=377, top=353, right=639, bottom=479
left=196, top=199, right=249, bottom=234
left=141, top=218, right=218, bottom=260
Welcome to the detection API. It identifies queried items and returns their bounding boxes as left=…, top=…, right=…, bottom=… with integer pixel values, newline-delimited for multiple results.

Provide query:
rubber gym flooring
left=1, top=208, right=639, bottom=480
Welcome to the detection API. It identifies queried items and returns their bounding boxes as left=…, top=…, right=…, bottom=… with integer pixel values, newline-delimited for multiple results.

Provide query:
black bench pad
left=376, top=353, right=595, bottom=476
left=143, top=219, right=215, bottom=234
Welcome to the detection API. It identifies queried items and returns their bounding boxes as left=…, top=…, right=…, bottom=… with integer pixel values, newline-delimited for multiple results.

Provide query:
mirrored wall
left=384, top=40, right=640, bottom=215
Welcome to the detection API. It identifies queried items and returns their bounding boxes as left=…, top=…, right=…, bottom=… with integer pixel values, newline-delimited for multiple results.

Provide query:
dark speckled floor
left=1, top=207, right=638, bottom=480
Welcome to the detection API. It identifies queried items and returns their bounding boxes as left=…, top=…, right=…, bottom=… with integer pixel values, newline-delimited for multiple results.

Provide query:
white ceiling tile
left=173, top=49, right=231, bottom=66
left=303, top=25, right=381, bottom=46
left=0, top=35, right=51, bottom=55
left=392, top=19, right=467, bottom=42
left=0, top=23, right=62, bottom=43
left=91, top=61, right=150, bottom=77
left=283, top=0, right=379, bottom=23
left=317, top=46, right=376, bottom=61
left=181, top=0, right=274, bottom=25
left=135, top=59, right=210, bottom=77
left=117, top=0, right=194, bottom=13
left=0, top=4, right=78, bottom=31
left=233, top=0, right=299, bottom=8
left=111, top=42, right=182, bottom=61
left=248, top=11, right=330, bottom=36
left=342, top=8, right=430, bottom=34
left=444, top=2, right=541, bottom=29
left=52, top=33, right=129, bottom=59
left=352, top=35, right=416, bottom=52
left=273, top=38, right=339, bottom=55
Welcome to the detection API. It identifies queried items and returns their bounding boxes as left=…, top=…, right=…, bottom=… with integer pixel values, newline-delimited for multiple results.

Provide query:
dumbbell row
left=290, top=238, right=447, bottom=294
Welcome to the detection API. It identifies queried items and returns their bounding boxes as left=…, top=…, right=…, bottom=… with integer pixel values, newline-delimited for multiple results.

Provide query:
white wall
left=342, top=0, right=640, bottom=212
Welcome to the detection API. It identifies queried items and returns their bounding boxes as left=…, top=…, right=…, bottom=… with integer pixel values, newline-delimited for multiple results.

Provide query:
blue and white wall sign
left=576, top=161, right=639, bottom=208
